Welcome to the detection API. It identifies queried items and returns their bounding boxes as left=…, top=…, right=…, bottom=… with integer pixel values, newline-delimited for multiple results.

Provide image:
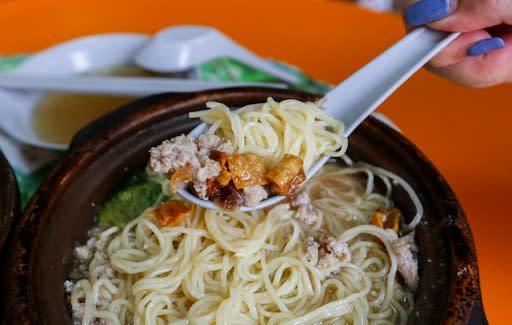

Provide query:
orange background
left=0, top=0, right=510, bottom=323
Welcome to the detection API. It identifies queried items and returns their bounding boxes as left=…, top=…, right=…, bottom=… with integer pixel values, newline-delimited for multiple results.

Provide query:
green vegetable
left=97, top=172, right=164, bottom=227
left=15, top=165, right=52, bottom=209
left=198, top=57, right=331, bottom=95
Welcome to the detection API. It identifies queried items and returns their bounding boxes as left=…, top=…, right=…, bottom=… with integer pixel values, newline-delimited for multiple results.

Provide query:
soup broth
left=32, top=64, right=160, bottom=145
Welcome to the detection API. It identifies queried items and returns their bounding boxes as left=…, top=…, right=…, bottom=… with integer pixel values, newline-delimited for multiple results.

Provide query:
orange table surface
left=1, top=0, right=510, bottom=323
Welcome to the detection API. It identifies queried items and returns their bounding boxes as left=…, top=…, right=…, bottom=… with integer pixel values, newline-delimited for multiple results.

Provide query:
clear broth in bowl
left=31, top=64, right=161, bottom=145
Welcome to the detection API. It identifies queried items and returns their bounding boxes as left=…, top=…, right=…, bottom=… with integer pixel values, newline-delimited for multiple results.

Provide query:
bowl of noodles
left=0, top=88, right=486, bottom=324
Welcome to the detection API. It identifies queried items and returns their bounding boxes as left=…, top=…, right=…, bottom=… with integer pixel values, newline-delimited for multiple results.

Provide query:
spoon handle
left=224, top=42, right=301, bottom=84
left=323, top=28, right=460, bottom=136
left=0, top=75, right=285, bottom=96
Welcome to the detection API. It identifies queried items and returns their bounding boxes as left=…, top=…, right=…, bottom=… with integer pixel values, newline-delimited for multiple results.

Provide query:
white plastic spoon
left=135, top=25, right=301, bottom=84
left=177, top=27, right=460, bottom=211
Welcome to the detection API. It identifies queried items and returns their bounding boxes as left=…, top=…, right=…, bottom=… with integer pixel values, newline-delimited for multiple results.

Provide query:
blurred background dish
left=0, top=26, right=300, bottom=151
left=0, top=33, right=150, bottom=150
left=0, top=88, right=485, bottom=324
left=0, top=25, right=303, bottom=151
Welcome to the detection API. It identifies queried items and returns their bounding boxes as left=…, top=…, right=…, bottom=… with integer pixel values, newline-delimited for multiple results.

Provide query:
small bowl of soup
left=0, top=33, right=168, bottom=150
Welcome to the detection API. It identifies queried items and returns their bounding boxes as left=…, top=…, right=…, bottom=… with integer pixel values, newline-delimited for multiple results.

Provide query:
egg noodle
left=70, top=162, right=419, bottom=325
left=69, top=99, right=421, bottom=324
left=189, top=98, right=348, bottom=171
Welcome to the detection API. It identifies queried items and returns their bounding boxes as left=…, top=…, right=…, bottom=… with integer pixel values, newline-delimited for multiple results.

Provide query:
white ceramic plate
left=0, top=33, right=149, bottom=150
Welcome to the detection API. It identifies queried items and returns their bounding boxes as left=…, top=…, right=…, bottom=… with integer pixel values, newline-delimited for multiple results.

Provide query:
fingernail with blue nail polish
left=467, top=37, right=505, bottom=56
left=405, top=0, right=451, bottom=26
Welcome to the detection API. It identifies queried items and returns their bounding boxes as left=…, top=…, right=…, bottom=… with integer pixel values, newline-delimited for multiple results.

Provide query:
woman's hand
left=403, top=0, right=512, bottom=87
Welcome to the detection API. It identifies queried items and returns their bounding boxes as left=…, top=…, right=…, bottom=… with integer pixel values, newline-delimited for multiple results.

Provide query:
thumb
left=404, top=0, right=512, bottom=32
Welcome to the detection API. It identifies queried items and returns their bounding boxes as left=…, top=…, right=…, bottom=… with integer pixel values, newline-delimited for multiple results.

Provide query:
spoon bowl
left=134, top=25, right=300, bottom=84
